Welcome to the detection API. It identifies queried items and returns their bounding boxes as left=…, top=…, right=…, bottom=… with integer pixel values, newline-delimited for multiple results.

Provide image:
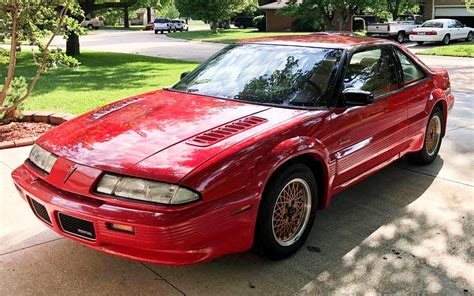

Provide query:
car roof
left=425, top=19, right=450, bottom=23
left=238, top=33, right=393, bottom=49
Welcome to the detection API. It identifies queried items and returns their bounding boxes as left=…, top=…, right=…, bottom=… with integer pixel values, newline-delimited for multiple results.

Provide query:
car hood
left=37, top=90, right=306, bottom=183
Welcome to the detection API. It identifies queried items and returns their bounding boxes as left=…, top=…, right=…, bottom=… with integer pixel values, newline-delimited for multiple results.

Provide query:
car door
left=330, top=46, right=408, bottom=188
left=393, top=47, right=432, bottom=143
left=447, top=20, right=459, bottom=39
left=454, top=20, right=468, bottom=39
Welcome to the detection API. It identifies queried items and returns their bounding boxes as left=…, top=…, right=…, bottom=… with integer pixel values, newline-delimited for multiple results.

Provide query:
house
left=258, top=0, right=301, bottom=32
left=423, top=0, right=474, bottom=26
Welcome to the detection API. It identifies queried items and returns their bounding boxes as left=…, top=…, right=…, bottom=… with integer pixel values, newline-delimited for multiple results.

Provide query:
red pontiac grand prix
left=12, top=34, right=454, bottom=265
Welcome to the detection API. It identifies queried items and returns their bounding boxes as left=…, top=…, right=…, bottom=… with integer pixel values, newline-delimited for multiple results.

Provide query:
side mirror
left=180, top=71, right=190, bottom=79
left=343, top=88, right=374, bottom=106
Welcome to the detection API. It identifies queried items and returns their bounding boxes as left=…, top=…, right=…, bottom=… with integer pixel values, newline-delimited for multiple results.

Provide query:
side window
left=448, top=20, right=456, bottom=28
left=395, top=49, right=426, bottom=85
left=455, top=20, right=463, bottom=28
left=344, top=47, right=399, bottom=97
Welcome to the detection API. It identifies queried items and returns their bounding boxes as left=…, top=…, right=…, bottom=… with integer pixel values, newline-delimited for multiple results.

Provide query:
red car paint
left=11, top=34, right=454, bottom=265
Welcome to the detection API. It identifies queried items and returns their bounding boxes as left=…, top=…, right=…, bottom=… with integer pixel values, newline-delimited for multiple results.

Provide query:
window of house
left=395, top=49, right=426, bottom=85
left=343, top=47, right=399, bottom=97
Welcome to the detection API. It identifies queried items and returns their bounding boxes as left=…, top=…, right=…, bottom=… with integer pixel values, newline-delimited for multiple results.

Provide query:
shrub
left=254, top=15, right=266, bottom=32
left=292, top=19, right=317, bottom=32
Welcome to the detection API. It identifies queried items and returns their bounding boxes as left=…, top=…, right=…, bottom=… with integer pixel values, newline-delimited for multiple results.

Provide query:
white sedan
left=409, top=19, right=473, bottom=45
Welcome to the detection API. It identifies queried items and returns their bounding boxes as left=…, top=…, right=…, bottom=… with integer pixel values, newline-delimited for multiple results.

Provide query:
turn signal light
left=107, top=223, right=135, bottom=234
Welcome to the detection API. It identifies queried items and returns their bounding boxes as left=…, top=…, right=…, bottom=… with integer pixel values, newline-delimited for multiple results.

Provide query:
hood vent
left=186, top=116, right=267, bottom=147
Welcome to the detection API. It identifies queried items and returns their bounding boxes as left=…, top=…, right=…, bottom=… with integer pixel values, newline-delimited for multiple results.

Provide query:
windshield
left=422, top=21, right=444, bottom=28
left=154, top=19, right=169, bottom=23
left=396, top=15, right=414, bottom=21
left=172, top=44, right=342, bottom=107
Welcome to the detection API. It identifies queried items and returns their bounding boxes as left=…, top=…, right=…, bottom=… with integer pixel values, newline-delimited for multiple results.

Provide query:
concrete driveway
left=1, top=33, right=473, bottom=295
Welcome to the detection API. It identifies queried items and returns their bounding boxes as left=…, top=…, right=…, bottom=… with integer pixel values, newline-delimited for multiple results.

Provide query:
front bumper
left=12, top=163, right=256, bottom=265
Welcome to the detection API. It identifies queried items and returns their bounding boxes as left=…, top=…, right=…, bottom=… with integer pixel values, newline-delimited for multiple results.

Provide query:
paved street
left=1, top=31, right=473, bottom=295
left=51, top=30, right=227, bottom=62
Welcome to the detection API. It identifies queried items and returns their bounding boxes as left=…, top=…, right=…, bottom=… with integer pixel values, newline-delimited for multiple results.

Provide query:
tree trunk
left=124, top=7, right=130, bottom=28
left=146, top=7, right=152, bottom=23
left=326, top=8, right=354, bottom=31
left=388, top=0, right=401, bottom=20
left=66, top=32, right=80, bottom=56
left=0, top=0, right=18, bottom=109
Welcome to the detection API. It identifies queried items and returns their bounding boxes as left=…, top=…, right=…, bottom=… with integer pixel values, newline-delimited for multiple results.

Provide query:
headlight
left=29, top=144, right=57, bottom=173
left=96, top=174, right=200, bottom=205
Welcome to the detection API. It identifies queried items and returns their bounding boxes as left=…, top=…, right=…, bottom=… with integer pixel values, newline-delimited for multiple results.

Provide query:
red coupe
left=12, top=34, right=454, bottom=265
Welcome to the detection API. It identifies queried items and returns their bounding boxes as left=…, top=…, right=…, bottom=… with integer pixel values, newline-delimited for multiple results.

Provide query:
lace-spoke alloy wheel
left=426, top=115, right=441, bottom=156
left=409, top=108, right=443, bottom=165
left=272, top=178, right=312, bottom=246
left=255, top=163, right=318, bottom=260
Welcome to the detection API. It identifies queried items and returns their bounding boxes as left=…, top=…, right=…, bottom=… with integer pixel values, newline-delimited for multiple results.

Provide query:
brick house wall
left=265, top=9, right=295, bottom=32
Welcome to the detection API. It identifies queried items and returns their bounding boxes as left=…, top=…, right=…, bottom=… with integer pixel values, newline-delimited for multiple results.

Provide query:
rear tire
left=417, top=41, right=424, bottom=45
left=154, top=30, right=158, bottom=34
left=396, top=31, right=405, bottom=43
left=442, top=34, right=450, bottom=45
left=409, top=108, right=443, bottom=165
left=87, top=24, right=93, bottom=30
left=255, top=163, right=318, bottom=260
left=466, top=31, right=473, bottom=42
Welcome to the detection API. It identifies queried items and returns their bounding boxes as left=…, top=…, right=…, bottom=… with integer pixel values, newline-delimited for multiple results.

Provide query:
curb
left=0, top=111, right=76, bottom=149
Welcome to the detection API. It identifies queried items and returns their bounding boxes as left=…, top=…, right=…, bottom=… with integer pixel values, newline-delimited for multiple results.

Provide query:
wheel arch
left=433, top=99, right=447, bottom=137
left=261, top=152, right=330, bottom=211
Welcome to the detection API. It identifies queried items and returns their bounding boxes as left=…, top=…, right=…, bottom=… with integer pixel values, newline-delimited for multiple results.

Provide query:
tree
left=282, top=0, right=373, bottom=31
left=66, top=0, right=139, bottom=56
left=0, top=0, right=81, bottom=121
left=133, top=0, right=177, bottom=22
left=132, top=0, right=173, bottom=23
left=385, top=0, right=418, bottom=20
left=175, top=0, right=255, bottom=30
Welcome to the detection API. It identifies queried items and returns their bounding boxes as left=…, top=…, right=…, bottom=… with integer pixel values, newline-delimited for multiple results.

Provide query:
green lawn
left=167, top=29, right=312, bottom=44
left=0, top=51, right=198, bottom=114
left=416, top=42, right=474, bottom=58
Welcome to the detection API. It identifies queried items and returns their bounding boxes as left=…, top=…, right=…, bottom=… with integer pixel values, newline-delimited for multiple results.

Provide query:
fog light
left=107, top=223, right=135, bottom=234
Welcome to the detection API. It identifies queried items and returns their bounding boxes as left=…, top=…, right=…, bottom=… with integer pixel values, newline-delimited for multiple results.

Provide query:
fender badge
left=64, top=165, right=77, bottom=183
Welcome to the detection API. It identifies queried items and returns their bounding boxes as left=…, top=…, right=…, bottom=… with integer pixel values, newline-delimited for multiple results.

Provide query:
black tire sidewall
left=467, top=32, right=473, bottom=42
left=397, top=32, right=404, bottom=43
left=443, top=34, right=450, bottom=45
left=255, top=163, right=318, bottom=260
left=412, top=108, right=443, bottom=164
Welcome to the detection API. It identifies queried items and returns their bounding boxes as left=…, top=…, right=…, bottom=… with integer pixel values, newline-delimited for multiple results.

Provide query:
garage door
left=435, top=6, right=474, bottom=27
left=434, top=6, right=474, bottom=17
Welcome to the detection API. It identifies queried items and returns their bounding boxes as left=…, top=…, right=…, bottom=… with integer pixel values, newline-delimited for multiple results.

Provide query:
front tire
left=466, top=31, right=473, bottom=42
left=409, top=108, right=443, bottom=165
left=442, top=34, right=450, bottom=45
left=255, top=163, right=317, bottom=260
left=417, top=41, right=424, bottom=45
left=87, top=24, right=93, bottom=30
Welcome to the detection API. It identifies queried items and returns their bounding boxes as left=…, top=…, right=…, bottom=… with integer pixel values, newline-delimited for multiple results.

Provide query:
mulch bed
left=0, top=121, right=53, bottom=142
